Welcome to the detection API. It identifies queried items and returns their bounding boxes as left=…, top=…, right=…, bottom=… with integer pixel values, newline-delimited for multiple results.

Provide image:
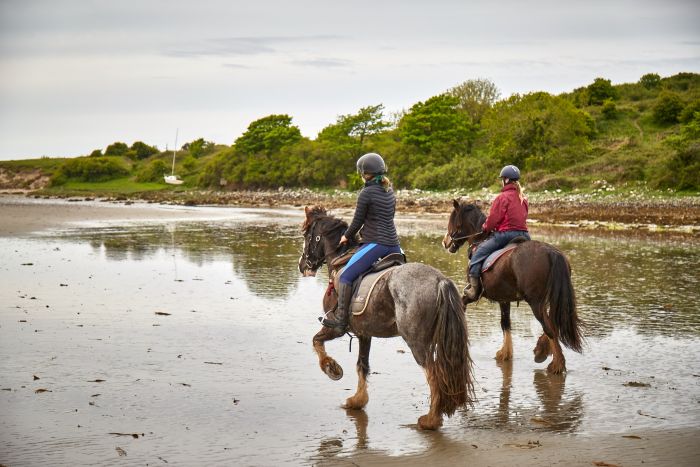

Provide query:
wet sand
left=1, top=195, right=699, bottom=466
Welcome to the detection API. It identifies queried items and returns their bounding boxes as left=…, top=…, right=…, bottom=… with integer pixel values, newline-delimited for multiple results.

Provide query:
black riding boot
left=462, top=275, right=482, bottom=303
left=320, top=282, right=352, bottom=332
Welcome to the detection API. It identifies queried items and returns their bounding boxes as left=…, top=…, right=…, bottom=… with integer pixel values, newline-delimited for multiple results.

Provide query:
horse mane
left=302, top=206, right=348, bottom=236
left=454, top=201, right=487, bottom=232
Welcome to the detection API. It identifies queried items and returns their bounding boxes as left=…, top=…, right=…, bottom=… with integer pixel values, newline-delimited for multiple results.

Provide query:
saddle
left=481, top=239, right=526, bottom=273
left=332, top=252, right=406, bottom=315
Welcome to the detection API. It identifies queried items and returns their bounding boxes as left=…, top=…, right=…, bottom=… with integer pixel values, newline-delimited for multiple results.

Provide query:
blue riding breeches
left=339, top=243, right=402, bottom=285
left=468, top=230, right=530, bottom=277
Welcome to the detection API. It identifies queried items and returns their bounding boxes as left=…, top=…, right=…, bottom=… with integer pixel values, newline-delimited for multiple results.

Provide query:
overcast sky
left=0, top=0, right=698, bottom=160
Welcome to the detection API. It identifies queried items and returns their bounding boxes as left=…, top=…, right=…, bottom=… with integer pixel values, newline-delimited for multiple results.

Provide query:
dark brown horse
left=442, top=200, right=584, bottom=374
left=299, top=206, right=474, bottom=430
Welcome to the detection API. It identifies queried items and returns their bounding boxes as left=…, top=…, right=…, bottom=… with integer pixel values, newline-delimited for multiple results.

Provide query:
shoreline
left=2, top=188, right=699, bottom=235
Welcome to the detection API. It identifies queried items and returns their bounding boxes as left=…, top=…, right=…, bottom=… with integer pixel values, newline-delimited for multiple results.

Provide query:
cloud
left=163, top=35, right=343, bottom=58
left=289, top=58, right=351, bottom=69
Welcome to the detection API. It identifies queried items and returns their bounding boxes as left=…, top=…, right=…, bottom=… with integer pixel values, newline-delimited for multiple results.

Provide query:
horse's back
left=508, top=240, right=567, bottom=301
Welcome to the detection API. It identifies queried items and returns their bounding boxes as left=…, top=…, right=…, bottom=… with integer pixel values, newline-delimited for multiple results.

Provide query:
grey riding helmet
left=356, top=152, right=386, bottom=175
left=499, top=165, right=520, bottom=180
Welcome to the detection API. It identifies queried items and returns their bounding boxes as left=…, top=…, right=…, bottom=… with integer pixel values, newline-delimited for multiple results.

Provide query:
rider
left=320, top=152, right=401, bottom=332
left=463, top=165, right=531, bottom=303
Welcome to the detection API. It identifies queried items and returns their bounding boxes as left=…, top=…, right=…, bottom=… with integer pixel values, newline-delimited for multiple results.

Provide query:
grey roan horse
left=299, top=206, right=474, bottom=430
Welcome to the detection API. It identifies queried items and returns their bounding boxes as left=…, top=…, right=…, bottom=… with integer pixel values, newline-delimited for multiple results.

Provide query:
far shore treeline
left=3, top=72, right=699, bottom=193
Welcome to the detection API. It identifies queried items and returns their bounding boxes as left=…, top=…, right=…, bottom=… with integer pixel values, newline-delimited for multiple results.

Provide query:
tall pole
left=172, top=128, right=179, bottom=175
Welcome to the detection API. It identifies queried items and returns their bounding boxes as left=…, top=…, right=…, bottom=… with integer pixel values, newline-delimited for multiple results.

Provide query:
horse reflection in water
left=465, top=362, right=583, bottom=433
left=443, top=200, right=585, bottom=373
left=299, top=206, right=474, bottom=430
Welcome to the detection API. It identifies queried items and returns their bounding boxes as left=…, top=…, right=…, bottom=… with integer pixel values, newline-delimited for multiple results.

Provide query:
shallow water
left=1, top=206, right=699, bottom=465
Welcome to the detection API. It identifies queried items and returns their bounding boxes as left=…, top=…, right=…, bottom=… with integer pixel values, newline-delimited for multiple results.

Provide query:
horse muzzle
left=303, top=269, right=317, bottom=277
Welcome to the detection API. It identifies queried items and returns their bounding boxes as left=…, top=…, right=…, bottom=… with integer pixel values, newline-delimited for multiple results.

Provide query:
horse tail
left=545, top=248, right=584, bottom=353
left=427, top=278, right=474, bottom=417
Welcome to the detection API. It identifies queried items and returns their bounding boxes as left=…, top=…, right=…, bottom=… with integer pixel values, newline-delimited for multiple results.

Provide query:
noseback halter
left=302, top=220, right=325, bottom=271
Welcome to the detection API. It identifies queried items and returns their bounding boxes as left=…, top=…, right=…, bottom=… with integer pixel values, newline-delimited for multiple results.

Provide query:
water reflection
left=46, top=214, right=700, bottom=337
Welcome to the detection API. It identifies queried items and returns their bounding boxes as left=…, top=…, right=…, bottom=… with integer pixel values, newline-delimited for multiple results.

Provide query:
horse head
left=442, top=199, right=487, bottom=253
left=299, top=205, right=348, bottom=277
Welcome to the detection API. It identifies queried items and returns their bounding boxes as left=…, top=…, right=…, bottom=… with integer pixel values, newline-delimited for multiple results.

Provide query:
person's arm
left=344, top=189, right=370, bottom=239
left=482, top=195, right=506, bottom=232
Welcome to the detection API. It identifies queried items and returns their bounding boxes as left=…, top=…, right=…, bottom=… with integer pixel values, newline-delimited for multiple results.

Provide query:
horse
left=299, top=206, right=474, bottom=430
left=442, top=199, right=584, bottom=374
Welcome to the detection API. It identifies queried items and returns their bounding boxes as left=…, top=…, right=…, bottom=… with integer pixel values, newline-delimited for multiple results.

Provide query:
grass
left=42, top=177, right=174, bottom=194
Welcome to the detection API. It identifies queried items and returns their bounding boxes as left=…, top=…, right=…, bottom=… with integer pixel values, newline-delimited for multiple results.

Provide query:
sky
left=0, top=0, right=699, bottom=160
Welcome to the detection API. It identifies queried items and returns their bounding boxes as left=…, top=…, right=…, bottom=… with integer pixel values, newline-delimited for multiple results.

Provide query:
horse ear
left=453, top=199, right=460, bottom=210
left=304, top=206, right=310, bottom=216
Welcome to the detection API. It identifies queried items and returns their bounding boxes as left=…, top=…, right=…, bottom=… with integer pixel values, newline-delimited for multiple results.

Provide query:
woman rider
left=463, top=165, right=531, bottom=303
left=320, top=153, right=401, bottom=332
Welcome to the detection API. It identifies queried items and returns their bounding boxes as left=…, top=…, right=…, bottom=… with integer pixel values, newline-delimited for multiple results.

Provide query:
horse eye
left=315, top=235, right=321, bottom=242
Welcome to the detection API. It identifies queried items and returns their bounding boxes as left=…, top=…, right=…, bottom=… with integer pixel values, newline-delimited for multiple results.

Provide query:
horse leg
left=546, top=336, right=567, bottom=374
left=530, top=302, right=567, bottom=374
left=495, top=302, right=513, bottom=362
left=418, top=367, right=444, bottom=430
left=342, top=336, right=371, bottom=409
left=312, top=326, right=345, bottom=381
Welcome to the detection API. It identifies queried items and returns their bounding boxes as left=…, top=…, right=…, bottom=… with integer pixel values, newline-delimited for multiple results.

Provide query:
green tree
left=448, top=78, right=500, bottom=123
left=135, top=159, right=169, bottom=182
left=481, top=92, right=594, bottom=171
left=130, top=141, right=159, bottom=160
left=601, top=99, right=618, bottom=119
left=104, top=142, right=130, bottom=157
left=55, top=157, right=129, bottom=182
left=587, top=77, right=618, bottom=105
left=184, top=138, right=214, bottom=158
left=89, top=149, right=103, bottom=157
left=639, top=73, right=661, bottom=90
left=398, top=94, right=475, bottom=162
left=658, top=112, right=700, bottom=190
left=234, top=114, right=302, bottom=155
left=652, top=92, right=684, bottom=124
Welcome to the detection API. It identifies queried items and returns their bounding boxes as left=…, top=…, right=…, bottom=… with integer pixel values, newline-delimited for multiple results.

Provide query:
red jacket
left=482, top=183, right=529, bottom=232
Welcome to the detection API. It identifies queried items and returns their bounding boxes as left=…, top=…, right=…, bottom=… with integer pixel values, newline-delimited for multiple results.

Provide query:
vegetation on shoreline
left=1, top=72, right=698, bottom=196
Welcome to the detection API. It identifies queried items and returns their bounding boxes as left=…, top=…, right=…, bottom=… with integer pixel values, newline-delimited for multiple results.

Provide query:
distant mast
left=171, top=128, right=178, bottom=176
left=164, top=128, right=184, bottom=185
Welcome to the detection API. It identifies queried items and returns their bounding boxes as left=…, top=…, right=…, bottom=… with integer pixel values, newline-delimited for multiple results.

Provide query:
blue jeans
left=468, top=230, right=530, bottom=277
left=340, top=243, right=402, bottom=284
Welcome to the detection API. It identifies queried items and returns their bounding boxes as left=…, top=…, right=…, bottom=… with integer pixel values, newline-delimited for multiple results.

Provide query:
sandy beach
left=1, top=195, right=699, bottom=466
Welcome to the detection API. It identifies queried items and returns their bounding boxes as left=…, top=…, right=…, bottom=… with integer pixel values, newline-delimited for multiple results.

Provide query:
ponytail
left=368, top=173, right=392, bottom=191
left=512, top=180, right=526, bottom=204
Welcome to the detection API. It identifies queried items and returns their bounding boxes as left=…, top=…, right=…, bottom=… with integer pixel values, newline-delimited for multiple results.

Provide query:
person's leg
left=464, top=233, right=506, bottom=302
left=321, top=243, right=389, bottom=330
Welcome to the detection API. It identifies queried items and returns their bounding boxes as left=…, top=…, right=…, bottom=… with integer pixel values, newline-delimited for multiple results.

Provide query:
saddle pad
left=351, top=267, right=395, bottom=316
left=482, top=243, right=518, bottom=272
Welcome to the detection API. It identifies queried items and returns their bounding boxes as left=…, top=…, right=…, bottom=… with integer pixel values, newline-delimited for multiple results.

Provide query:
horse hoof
left=322, top=360, right=344, bottom=381
left=495, top=350, right=512, bottom=362
left=417, top=414, right=442, bottom=430
left=547, top=361, right=566, bottom=374
left=534, top=351, right=549, bottom=364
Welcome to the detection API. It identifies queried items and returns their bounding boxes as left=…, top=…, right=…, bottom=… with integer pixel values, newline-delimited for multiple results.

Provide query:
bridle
left=301, top=219, right=346, bottom=272
left=302, top=220, right=325, bottom=272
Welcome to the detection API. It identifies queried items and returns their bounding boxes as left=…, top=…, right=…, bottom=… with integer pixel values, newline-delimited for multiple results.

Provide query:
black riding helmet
left=499, top=165, right=520, bottom=181
left=356, top=152, right=386, bottom=176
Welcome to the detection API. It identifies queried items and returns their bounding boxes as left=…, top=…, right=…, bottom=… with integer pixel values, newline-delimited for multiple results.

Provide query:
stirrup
left=318, top=316, right=347, bottom=330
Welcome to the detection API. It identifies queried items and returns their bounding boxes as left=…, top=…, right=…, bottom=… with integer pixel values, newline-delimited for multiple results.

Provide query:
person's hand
left=339, top=235, right=348, bottom=245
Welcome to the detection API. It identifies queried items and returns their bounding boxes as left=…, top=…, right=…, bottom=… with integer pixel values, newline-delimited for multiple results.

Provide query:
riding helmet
left=499, top=165, right=520, bottom=180
left=356, top=152, right=386, bottom=175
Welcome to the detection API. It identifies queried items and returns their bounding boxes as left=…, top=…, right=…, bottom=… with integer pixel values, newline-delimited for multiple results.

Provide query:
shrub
left=587, top=77, right=617, bottom=105
left=639, top=73, right=661, bottom=90
left=130, top=141, right=159, bottom=160
left=135, top=159, right=169, bottom=182
left=55, top=157, right=130, bottom=183
left=652, top=92, right=684, bottom=124
left=104, top=142, right=130, bottom=157
left=602, top=99, right=618, bottom=119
